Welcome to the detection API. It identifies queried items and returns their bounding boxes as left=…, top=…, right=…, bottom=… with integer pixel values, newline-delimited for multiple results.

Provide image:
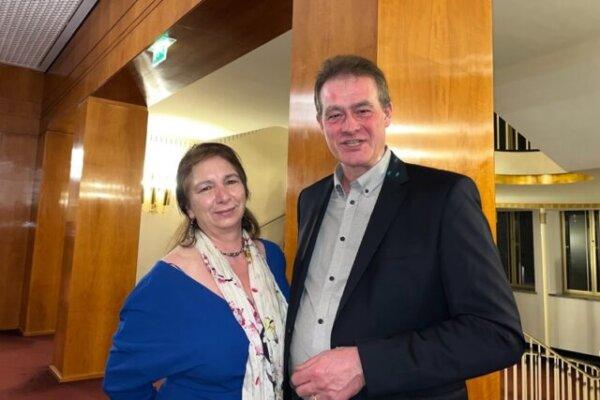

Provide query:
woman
left=104, top=143, right=289, bottom=399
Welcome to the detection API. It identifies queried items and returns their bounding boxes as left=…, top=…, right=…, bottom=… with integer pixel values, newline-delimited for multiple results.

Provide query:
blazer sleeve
left=103, top=275, right=202, bottom=399
left=357, top=176, right=525, bottom=397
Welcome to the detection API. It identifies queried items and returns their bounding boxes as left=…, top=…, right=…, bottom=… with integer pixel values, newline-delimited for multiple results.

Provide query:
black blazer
left=284, top=153, right=525, bottom=399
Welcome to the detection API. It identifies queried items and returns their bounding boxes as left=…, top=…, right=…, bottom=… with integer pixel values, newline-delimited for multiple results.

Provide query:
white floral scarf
left=195, top=230, right=287, bottom=399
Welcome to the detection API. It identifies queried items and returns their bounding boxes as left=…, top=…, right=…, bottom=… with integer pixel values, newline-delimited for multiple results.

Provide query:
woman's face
left=186, top=156, right=247, bottom=237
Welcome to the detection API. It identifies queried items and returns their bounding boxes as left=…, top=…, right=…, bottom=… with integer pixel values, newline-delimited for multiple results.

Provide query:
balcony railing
left=502, top=333, right=600, bottom=399
left=494, top=113, right=539, bottom=152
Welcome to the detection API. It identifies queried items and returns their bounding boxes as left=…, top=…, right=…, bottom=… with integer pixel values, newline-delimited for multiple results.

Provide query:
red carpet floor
left=0, top=331, right=106, bottom=400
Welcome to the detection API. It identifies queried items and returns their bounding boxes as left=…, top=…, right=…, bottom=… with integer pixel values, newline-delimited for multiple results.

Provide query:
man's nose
left=342, top=113, right=360, bottom=132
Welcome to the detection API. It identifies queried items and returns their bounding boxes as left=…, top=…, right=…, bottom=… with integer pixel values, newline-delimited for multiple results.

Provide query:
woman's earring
left=188, top=218, right=196, bottom=237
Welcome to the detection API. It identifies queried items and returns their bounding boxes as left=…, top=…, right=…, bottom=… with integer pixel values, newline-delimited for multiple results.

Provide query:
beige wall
left=136, top=126, right=288, bottom=280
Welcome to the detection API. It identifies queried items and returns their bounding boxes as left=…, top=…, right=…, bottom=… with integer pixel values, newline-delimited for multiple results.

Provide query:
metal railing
left=502, top=333, right=600, bottom=399
left=494, top=113, right=539, bottom=152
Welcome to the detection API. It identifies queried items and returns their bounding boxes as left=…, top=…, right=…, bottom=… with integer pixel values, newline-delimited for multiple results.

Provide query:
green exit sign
left=148, top=33, right=176, bottom=67
left=152, top=47, right=167, bottom=66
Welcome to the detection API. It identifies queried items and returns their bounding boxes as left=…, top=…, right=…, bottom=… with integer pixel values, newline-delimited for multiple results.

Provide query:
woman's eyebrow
left=193, top=179, right=212, bottom=188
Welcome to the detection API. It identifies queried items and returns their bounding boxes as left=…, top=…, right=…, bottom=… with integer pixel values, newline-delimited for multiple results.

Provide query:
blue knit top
left=103, top=240, right=289, bottom=399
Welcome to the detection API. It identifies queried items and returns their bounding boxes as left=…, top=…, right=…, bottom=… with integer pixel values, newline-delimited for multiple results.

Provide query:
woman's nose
left=214, top=185, right=231, bottom=202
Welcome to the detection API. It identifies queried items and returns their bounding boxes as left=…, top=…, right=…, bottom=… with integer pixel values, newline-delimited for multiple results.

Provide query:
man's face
left=317, top=74, right=391, bottom=179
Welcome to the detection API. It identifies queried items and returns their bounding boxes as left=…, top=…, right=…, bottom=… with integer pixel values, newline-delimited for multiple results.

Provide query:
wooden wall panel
left=42, top=0, right=202, bottom=129
left=286, top=0, right=498, bottom=398
left=0, top=134, right=38, bottom=328
left=130, top=0, right=292, bottom=105
left=43, top=0, right=292, bottom=130
left=0, top=64, right=42, bottom=135
left=0, top=64, right=43, bottom=104
left=0, top=64, right=43, bottom=329
left=93, top=66, right=146, bottom=106
left=50, top=97, right=147, bottom=382
left=284, top=0, right=379, bottom=277
left=20, top=131, right=48, bottom=333
left=378, top=0, right=496, bottom=228
left=20, top=131, right=73, bottom=336
left=377, top=1, right=497, bottom=398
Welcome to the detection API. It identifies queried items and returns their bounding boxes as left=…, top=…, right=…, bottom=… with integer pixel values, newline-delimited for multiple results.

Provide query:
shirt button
left=365, top=189, right=369, bottom=193
left=329, top=276, right=335, bottom=281
left=349, top=200, right=355, bottom=205
left=340, top=236, right=345, bottom=241
left=318, top=318, right=324, bottom=324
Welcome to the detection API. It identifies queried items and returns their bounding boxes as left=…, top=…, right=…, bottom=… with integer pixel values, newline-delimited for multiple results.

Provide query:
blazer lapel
left=288, top=178, right=333, bottom=321
left=296, top=181, right=333, bottom=270
left=335, top=154, right=409, bottom=320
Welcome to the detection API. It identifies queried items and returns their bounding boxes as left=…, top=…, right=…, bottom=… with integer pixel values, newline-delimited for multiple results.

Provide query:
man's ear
left=316, top=113, right=324, bottom=130
left=384, top=102, right=393, bottom=126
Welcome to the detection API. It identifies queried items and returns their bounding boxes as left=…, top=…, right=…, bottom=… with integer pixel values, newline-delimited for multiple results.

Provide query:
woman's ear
left=186, top=209, right=195, bottom=221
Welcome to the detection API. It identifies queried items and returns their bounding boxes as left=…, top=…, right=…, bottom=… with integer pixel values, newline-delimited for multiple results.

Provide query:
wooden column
left=378, top=0, right=496, bottom=224
left=20, top=131, right=73, bottom=336
left=49, top=96, right=147, bottom=382
left=285, top=0, right=498, bottom=398
left=284, top=0, right=379, bottom=270
left=0, top=64, right=43, bottom=330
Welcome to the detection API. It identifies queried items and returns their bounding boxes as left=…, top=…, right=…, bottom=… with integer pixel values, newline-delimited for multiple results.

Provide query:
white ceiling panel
left=494, top=0, right=600, bottom=172
left=0, top=0, right=96, bottom=71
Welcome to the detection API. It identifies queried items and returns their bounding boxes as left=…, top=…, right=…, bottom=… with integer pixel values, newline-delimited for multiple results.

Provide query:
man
left=284, top=55, right=525, bottom=400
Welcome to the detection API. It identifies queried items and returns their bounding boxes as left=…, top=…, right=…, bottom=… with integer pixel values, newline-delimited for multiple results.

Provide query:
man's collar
left=333, top=147, right=391, bottom=196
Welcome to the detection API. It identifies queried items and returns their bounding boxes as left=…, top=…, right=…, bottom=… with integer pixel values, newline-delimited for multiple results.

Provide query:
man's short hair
left=314, top=55, right=391, bottom=117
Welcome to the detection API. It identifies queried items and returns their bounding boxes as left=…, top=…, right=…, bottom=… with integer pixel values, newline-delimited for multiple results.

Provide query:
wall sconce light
left=141, top=132, right=197, bottom=214
left=142, top=169, right=174, bottom=214
left=142, top=184, right=172, bottom=214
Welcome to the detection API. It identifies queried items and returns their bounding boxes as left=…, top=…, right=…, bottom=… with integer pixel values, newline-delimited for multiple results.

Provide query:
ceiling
left=0, top=0, right=96, bottom=71
left=493, top=0, right=600, bottom=172
left=148, top=31, right=292, bottom=140
left=493, top=0, right=600, bottom=70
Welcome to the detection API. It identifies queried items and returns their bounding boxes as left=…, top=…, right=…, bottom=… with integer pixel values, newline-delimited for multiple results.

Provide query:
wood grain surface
left=20, top=131, right=73, bottom=336
left=50, top=97, right=147, bottom=381
left=0, top=64, right=43, bottom=329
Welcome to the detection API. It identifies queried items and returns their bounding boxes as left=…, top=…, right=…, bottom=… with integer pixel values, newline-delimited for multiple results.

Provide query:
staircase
left=501, top=333, right=600, bottom=399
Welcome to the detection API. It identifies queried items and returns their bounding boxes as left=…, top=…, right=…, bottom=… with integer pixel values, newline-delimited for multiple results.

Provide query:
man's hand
left=291, top=346, right=365, bottom=400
